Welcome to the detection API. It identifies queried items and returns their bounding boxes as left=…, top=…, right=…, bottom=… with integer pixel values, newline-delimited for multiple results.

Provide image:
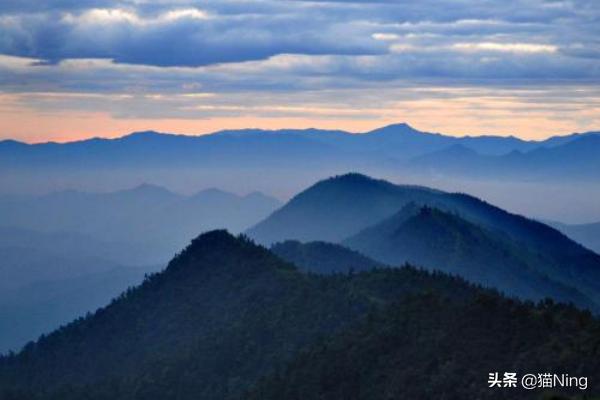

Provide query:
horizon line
left=3, top=122, right=598, bottom=145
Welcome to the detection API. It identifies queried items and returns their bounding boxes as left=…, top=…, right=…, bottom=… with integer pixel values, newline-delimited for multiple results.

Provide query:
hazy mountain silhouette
left=550, top=220, right=600, bottom=254
left=344, top=205, right=594, bottom=308
left=248, top=174, right=600, bottom=308
left=1, top=124, right=598, bottom=195
left=271, top=240, right=381, bottom=274
left=0, top=230, right=475, bottom=398
left=247, top=174, right=442, bottom=244
left=0, top=185, right=281, bottom=265
left=2, top=231, right=599, bottom=399
left=2, top=124, right=598, bottom=223
left=411, top=134, right=600, bottom=180
left=3, top=124, right=596, bottom=167
left=0, top=188, right=279, bottom=353
left=0, top=230, right=166, bottom=353
left=0, top=265, right=156, bottom=354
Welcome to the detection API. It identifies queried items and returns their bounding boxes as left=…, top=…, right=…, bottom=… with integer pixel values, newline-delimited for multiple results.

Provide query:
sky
left=0, top=0, right=599, bottom=142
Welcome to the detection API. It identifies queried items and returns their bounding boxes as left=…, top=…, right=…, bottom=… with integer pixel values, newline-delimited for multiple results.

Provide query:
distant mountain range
left=1, top=123, right=598, bottom=192
left=2, top=123, right=598, bottom=223
left=0, top=185, right=281, bottom=265
left=0, top=263, right=155, bottom=356
left=1, top=231, right=599, bottom=399
left=3, top=174, right=598, bottom=355
left=0, top=186, right=280, bottom=353
left=248, top=174, right=600, bottom=310
left=410, top=134, right=600, bottom=180
left=3, top=123, right=597, bottom=162
left=1, top=125, right=598, bottom=398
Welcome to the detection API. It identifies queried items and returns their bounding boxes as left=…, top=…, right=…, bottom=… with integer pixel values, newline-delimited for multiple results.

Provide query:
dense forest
left=0, top=231, right=599, bottom=399
left=248, top=294, right=600, bottom=400
left=344, top=205, right=595, bottom=309
left=248, top=174, right=600, bottom=309
left=271, top=240, right=381, bottom=274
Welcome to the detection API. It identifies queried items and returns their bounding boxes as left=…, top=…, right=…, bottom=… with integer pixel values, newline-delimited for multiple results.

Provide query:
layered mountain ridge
left=2, top=230, right=599, bottom=399
left=248, top=173, right=600, bottom=311
left=1, top=123, right=598, bottom=187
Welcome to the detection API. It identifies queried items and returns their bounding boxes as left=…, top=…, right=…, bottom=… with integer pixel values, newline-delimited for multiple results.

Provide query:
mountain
left=550, top=221, right=600, bottom=254
left=1, top=231, right=599, bottom=399
left=344, top=205, right=594, bottom=308
left=0, top=265, right=155, bottom=354
left=409, top=143, right=493, bottom=175
left=248, top=174, right=600, bottom=308
left=3, top=124, right=595, bottom=168
left=2, top=124, right=598, bottom=223
left=271, top=241, right=381, bottom=274
left=0, top=230, right=477, bottom=398
left=411, top=134, right=600, bottom=181
left=4, top=124, right=594, bottom=164
left=0, top=129, right=342, bottom=169
left=0, top=236, right=165, bottom=353
left=1, top=124, right=598, bottom=195
left=247, top=293, right=600, bottom=400
left=247, top=173, right=442, bottom=244
left=520, top=135, right=600, bottom=180
left=0, top=187, right=279, bottom=353
left=0, top=185, right=281, bottom=266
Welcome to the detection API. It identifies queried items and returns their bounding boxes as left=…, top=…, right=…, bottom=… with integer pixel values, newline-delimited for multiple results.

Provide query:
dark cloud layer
left=0, top=0, right=599, bottom=138
left=0, top=0, right=598, bottom=70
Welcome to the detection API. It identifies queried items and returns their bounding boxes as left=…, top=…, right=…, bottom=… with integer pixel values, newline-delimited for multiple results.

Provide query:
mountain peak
left=189, top=229, right=238, bottom=248
left=246, top=173, right=442, bottom=245
left=119, top=131, right=170, bottom=141
left=167, top=230, right=244, bottom=270
left=366, top=122, right=423, bottom=136
left=165, top=230, right=293, bottom=279
left=380, top=122, right=414, bottom=130
left=0, top=139, right=29, bottom=148
left=309, top=173, right=401, bottom=196
left=327, top=172, right=377, bottom=184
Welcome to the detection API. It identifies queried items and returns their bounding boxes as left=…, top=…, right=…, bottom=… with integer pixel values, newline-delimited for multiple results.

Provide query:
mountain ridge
left=4, top=123, right=598, bottom=147
left=247, top=173, right=600, bottom=309
left=344, top=205, right=596, bottom=309
left=0, top=230, right=479, bottom=397
left=2, top=230, right=600, bottom=399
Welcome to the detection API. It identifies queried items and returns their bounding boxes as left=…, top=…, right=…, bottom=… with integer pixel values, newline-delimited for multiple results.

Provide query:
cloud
left=0, top=0, right=599, bottom=140
left=452, top=42, right=558, bottom=53
left=0, top=4, right=387, bottom=67
left=1, top=0, right=598, bottom=68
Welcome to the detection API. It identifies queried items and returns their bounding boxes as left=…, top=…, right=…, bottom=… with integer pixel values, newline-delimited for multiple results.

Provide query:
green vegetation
left=248, top=293, right=600, bottom=400
left=248, top=173, right=600, bottom=309
left=344, top=205, right=596, bottom=310
left=1, top=230, right=599, bottom=399
left=271, top=240, right=381, bottom=274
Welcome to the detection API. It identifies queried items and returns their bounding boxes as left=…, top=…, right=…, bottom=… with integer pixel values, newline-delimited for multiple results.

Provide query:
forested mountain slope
left=271, top=240, right=381, bottom=274
left=344, top=205, right=595, bottom=310
left=1, top=231, right=599, bottom=399
left=249, top=174, right=600, bottom=308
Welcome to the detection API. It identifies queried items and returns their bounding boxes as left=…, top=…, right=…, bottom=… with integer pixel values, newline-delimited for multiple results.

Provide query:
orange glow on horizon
left=1, top=95, right=598, bottom=143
